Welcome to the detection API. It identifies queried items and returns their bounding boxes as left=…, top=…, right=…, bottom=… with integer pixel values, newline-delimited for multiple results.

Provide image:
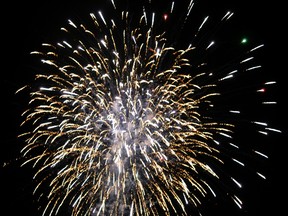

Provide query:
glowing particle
left=241, top=37, right=248, bottom=44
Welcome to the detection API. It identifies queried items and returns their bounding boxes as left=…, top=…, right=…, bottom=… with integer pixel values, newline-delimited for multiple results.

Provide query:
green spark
left=241, top=37, right=248, bottom=44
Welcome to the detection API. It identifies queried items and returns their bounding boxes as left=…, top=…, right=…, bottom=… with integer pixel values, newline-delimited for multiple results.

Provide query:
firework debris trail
left=17, top=0, right=281, bottom=215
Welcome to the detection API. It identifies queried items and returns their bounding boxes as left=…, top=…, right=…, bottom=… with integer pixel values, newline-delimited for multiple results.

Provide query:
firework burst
left=18, top=0, right=281, bottom=215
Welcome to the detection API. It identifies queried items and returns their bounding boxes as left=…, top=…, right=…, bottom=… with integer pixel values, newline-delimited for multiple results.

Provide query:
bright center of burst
left=106, top=88, right=162, bottom=176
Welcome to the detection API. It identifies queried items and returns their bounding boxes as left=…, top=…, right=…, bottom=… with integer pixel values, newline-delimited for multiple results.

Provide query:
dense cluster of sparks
left=18, top=0, right=281, bottom=215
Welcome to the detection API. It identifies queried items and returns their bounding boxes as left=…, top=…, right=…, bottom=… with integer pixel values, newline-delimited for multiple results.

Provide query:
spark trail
left=18, top=0, right=281, bottom=215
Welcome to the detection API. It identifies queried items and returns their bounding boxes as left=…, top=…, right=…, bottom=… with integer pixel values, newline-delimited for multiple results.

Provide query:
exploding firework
left=17, top=0, right=281, bottom=215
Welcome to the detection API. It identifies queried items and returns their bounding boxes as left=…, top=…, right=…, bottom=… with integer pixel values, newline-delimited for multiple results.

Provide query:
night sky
left=1, top=0, right=286, bottom=215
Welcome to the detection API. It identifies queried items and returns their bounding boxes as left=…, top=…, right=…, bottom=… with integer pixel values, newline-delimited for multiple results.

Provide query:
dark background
left=1, top=0, right=286, bottom=215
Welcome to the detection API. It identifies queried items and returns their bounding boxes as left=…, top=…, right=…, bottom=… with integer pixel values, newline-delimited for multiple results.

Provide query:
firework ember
left=17, top=0, right=281, bottom=215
